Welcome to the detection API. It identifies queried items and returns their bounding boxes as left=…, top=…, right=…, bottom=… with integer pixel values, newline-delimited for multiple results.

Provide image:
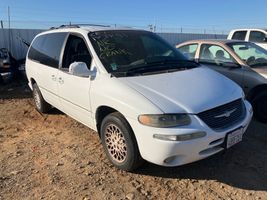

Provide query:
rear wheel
left=32, top=83, right=51, bottom=113
left=252, top=91, right=267, bottom=123
left=100, top=112, right=143, bottom=171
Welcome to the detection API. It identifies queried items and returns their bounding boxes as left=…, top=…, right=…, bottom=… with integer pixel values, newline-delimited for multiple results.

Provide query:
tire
left=100, top=112, right=144, bottom=171
left=252, top=91, right=267, bottom=123
left=32, top=83, right=51, bottom=113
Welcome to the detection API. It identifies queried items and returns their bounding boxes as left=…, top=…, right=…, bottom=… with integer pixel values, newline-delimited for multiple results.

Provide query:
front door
left=57, top=34, right=94, bottom=127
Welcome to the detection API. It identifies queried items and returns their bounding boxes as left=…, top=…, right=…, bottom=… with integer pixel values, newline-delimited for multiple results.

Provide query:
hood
left=119, top=67, right=243, bottom=114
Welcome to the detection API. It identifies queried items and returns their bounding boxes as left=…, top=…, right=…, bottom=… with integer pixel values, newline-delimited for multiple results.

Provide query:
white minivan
left=26, top=25, right=253, bottom=171
left=228, top=28, right=267, bottom=50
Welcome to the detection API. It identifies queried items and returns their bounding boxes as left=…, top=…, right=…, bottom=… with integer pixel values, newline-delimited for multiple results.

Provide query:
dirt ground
left=0, top=81, right=266, bottom=200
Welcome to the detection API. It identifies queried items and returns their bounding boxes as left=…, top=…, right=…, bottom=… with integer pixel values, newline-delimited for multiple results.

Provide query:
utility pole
left=8, top=6, right=11, bottom=51
left=153, top=18, right=156, bottom=32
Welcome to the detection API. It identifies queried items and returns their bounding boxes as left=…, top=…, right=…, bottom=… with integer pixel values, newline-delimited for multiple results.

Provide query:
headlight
left=138, top=114, right=191, bottom=128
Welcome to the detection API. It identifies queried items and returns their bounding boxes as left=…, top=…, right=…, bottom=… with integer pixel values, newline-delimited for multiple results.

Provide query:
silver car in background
left=177, top=40, right=267, bottom=122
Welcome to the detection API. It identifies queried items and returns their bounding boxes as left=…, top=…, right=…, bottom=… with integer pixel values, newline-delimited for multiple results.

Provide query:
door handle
left=58, top=77, right=64, bottom=84
left=51, top=75, right=56, bottom=81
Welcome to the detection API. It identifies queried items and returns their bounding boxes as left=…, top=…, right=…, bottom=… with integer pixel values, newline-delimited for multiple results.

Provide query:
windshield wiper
left=111, top=59, right=198, bottom=77
left=145, top=57, right=199, bottom=66
left=111, top=66, right=186, bottom=77
left=128, top=59, right=199, bottom=72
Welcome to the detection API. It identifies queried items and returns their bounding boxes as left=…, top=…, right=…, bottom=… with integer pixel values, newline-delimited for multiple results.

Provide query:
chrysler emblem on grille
left=214, top=108, right=237, bottom=118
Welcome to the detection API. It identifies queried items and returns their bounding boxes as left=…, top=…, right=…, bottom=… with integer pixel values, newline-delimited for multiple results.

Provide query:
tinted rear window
left=232, top=31, right=247, bottom=40
left=28, top=32, right=67, bottom=68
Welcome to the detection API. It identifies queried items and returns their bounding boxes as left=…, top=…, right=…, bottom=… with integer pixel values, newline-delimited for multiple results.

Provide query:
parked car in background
left=228, top=29, right=267, bottom=50
left=0, top=48, right=11, bottom=83
left=0, top=48, right=11, bottom=70
left=26, top=25, right=252, bottom=171
left=177, top=40, right=267, bottom=122
left=0, top=48, right=23, bottom=83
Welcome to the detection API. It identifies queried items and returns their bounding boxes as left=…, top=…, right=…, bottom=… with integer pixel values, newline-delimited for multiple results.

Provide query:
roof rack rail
left=50, top=24, right=80, bottom=30
left=50, top=23, right=111, bottom=30
left=75, top=23, right=111, bottom=27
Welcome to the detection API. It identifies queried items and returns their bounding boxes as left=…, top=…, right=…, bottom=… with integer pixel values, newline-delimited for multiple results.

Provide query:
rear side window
left=178, top=44, right=198, bottom=60
left=249, top=31, right=266, bottom=43
left=28, top=32, right=67, bottom=68
left=232, top=31, right=247, bottom=40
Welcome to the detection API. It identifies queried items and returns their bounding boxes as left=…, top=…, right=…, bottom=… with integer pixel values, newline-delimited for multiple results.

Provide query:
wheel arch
left=95, top=106, right=120, bottom=137
left=247, top=84, right=267, bottom=102
left=29, top=77, right=37, bottom=90
left=95, top=106, right=135, bottom=139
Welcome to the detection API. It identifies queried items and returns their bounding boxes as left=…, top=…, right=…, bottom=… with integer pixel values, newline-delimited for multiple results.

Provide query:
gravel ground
left=0, top=81, right=266, bottom=200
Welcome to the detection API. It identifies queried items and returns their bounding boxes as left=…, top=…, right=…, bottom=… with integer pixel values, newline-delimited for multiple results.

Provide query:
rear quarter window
left=178, top=44, right=198, bottom=60
left=28, top=32, right=67, bottom=68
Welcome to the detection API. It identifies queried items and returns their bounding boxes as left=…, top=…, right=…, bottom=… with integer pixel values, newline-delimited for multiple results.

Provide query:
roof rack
left=50, top=24, right=111, bottom=30
left=76, top=24, right=111, bottom=27
left=50, top=24, right=79, bottom=30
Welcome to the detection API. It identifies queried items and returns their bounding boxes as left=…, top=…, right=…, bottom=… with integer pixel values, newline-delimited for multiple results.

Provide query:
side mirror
left=69, top=62, right=95, bottom=77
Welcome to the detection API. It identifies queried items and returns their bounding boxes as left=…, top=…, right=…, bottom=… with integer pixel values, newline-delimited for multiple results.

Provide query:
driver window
left=62, top=35, right=92, bottom=69
left=199, top=44, right=235, bottom=66
left=249, top=31, right=266, bottom=43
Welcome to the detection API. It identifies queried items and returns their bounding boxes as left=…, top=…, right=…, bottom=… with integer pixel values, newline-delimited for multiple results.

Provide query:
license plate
left=226, top=128, right=243, bottom=149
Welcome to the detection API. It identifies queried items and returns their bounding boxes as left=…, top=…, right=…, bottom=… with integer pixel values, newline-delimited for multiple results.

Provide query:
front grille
left=197, top=99, right=246, bottom=130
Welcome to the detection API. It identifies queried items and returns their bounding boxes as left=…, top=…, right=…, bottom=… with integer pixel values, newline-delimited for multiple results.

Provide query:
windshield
left=88, top=30, right=196, bottom=76
left=227, top=42, right=267, bottom=67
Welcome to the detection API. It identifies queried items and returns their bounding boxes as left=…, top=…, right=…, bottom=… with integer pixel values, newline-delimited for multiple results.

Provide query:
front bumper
left=127, top=100, right=253, bottom=167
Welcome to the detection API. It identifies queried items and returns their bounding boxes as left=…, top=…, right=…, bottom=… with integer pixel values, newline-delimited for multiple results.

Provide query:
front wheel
left=100, top=112, right=143, bottom=171
left=252, top=91, right=267, bottom=123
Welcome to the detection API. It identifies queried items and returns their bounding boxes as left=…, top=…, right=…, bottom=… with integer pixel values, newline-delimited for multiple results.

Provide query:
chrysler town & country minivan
left=26, top=25, right=253, bottom=171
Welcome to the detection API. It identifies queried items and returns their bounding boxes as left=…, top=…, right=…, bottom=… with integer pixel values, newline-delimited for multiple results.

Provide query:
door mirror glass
left=69, top=62, right=93, bottom=77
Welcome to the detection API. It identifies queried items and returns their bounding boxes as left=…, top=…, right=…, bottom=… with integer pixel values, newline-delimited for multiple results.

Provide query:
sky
left=0, top=0, right=266, bottom=33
